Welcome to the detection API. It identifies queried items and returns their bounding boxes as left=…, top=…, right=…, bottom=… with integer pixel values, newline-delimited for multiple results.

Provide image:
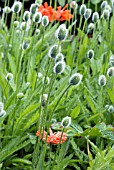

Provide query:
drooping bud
left=49, top=45, right=61, bottom=59
left=98, top=75, right=107, bottom=86
left=107, top=67, right=114, bottom=77
left=87, top=49, right=94, bottom=59
left=55, top=53, right=64, bottom=63
left=55, top=24, right=68, bottom=41
left=69, top=73, right=83, bottom=86
left=6, top=73, right=13, bottom=81
left=84, top=8, right=92, bottom=20
left=53, top=61, right=65, bottom=74
left=61, top=116, right=71, bottom=128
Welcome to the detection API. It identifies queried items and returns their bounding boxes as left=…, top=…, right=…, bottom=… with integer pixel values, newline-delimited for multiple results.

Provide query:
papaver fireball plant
left=38, top=2, right=73, bottom=22
left=36, top=128, right=67, bottom=144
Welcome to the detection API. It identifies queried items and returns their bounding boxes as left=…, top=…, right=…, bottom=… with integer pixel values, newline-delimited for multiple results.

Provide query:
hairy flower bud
left=35, top=29, right=40, bottom=36
left=87, top=50, right=94, bottom=59
left=17, top=92, right=24, bottom=100
left=84, top=8, right=92, bottom=19
left=33, top=12, right=42, bottom=23
left=98, top=75, right=106, bottom=86
left=49, top=45, right=61, bottom=59
left=108, top=105, right=114, bottom=113
left=109, top=55, right=114, bottom=66
left=61, top=116, right=71, bottom=128
left=55, top=24, right=68, bottom=41
left=42, top=77, right=50, bottom=85
left=70, top=1, right=78, bottom=9
left=55, top=53, right=64, bottom=63
left=102, top=9, right=110, bottom=20
left=79, top=4, right=86, bottom=15
left=92, top=12, right=99, bottom=23
left=6, top=73, right=13, bottom=81
left=14, top=21, right=19, bottom=28
left=22, top=40, right=30, bottom=50
left=23, top=11, right=31, bottom=22
left=30, top=3, right=38, bottom=14
left=101, top=1, right=108, bottom=9
left=107, top=67, right=114, bottom=77
left=3, top=6, right=11, bottom=13
left=69, top=73, right=83, bottom=86
left=20, top=22, right=27, bottom=30
left=11, top=1, right=22, bottom=13
left=42, top=16, right=49, bottom=26
left=53, top=61, right=65, bottom=74
left=0, top=110, right=6, bottom=117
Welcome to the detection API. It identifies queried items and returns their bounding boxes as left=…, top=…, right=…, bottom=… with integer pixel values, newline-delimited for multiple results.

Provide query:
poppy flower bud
left=22, top=40, right=30, bottom=50
left=23, top=11, right=31, bottom=22
left=11, top=1, right=22, bottom=13
left=42, top=94, right=48, bottom=107
left=70, top=1, right=78, bottom=9
left=55, top=24, right=68, bottom=41
left=35, top=29, right=40, bottom=36
left=49, top=45, right=61, bottom=59
left=53, top=61, right=65, bottom=74
left=3, top=6, right=11, bottom=13
left=0, top=102, right=4, bottom=113
left=14, top=21, right=19, bottom=28
left=79, top=4, right=86, bottom=15
left=0, top=110, right=6, bottom=117
left=87, top=50, right=94, bottom=59
left=109, top=55, right=114, bottom=66
left=101, top=1, right=108, bottom=9
left=84, top=8, right=92, bottom=19
left=30, top=3, right=38, bottom=14
left=105, top=5, right=112, bottom=13
left=101, top=9, right=110, bottom=20
left=17, top=92, right=24, bottom=100
left=107, top=67, right=114, bottom=77
left=92, top=12, right=99, bottom=23
left=42, top=77, right=50, bottom=85
left=98, top=75, right=106, bottom=86
left=55, top=53, right=64, bottom=63
left=108, top=105, right=114, bottom=113
left=20, top=22, right=27, bottom=30
left=61, top=116, right=71, bottom=128
left=69, top=73, right=83, bottom=86
left=42, top=16, right=49, bottom=26
left=33, top=12, right=42, bottom=23
left=6, top=73, right=13, bottom=81
left=87, top=23, right=94, bottom=33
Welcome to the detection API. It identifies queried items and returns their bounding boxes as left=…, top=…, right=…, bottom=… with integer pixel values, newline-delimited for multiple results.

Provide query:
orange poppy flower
left=38, top=2, right=54, bottom=22
left=38, top=2, right=73, bottom=22
left=56, top=4, right=73, bottom=21
left=36, top=128, right=67, bottom=144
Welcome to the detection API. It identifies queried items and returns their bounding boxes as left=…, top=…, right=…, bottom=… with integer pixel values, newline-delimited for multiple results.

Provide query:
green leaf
left=70, top=105, right=80, bottom=119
